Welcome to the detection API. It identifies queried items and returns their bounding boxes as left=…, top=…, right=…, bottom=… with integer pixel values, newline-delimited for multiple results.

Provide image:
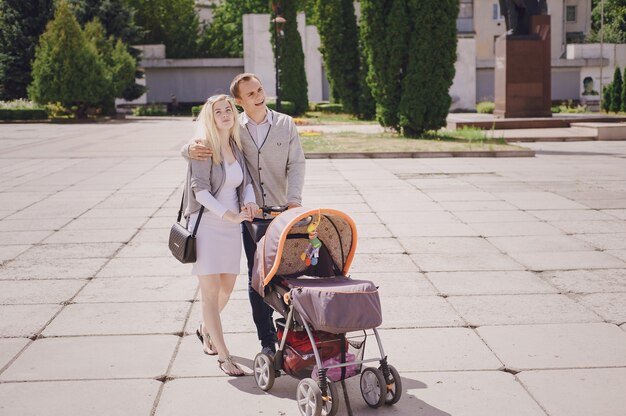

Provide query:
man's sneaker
left=261, top=345, right=276, bottom=358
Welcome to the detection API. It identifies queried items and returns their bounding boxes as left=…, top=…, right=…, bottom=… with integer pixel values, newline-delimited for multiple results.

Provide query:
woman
left=184, top=94, right=258, bottom=376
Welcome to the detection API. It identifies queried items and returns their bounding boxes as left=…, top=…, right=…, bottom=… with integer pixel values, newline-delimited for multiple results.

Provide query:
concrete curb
left=305, top=150, right=535, bottom=159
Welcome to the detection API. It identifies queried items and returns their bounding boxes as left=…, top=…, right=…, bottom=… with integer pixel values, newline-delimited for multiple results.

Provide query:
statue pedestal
left=494, top=15, right=551, bottom=118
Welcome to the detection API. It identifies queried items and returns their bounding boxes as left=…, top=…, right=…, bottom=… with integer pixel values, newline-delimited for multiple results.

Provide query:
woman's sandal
left=218, top=356, right=245, bottom=377
left=195, top=324, right=218, bottom=356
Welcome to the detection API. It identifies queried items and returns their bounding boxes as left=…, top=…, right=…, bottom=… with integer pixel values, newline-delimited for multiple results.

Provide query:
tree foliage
left=67, top=0, right=140, bottom=43
left=272, top=0, right=308, bottom=115
left=610, top=66, right=623, bottom=112
left=198, top=0, right=267, bottom=58
left=315, top=0, right=362, bottom=115
left=361, top=0, right=458, bottom=136
left=126, top=0, right=200, bottom=58
left=588, top=0, right=626, bottom=43
left=0, top=0, right=55, bottom=100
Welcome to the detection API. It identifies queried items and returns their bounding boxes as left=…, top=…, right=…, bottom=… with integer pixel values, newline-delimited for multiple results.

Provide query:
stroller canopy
left=253, top=207, right=358, bottom=290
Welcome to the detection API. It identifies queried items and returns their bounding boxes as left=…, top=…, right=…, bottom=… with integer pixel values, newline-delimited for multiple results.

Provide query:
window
left=566, top=5, right=577, bottom=22
left=492, top=3, right=503, bottom=20
left=459, top=0, right=473, bottom=18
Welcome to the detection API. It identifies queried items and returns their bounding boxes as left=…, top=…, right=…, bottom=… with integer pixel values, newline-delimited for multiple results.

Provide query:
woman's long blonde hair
left=196, top=94, right=242, bottom=164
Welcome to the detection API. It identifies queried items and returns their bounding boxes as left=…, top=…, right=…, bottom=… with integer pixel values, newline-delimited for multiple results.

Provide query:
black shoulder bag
left=168, top=190, right=204, bottom=264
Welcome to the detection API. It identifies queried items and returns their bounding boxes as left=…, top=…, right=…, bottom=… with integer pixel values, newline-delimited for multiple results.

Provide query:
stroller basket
left=276, top=318, right=365, bottom=381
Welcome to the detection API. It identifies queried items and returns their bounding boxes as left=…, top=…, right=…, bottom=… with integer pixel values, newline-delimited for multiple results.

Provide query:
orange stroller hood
left=251, top=207, right=358, bottom=296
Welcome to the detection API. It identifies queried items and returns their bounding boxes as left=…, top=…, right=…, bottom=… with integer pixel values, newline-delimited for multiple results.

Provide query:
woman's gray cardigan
left=183, top=139, right=253, bottom=218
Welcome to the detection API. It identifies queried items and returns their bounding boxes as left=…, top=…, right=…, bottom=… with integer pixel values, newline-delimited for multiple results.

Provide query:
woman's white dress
left=187, top=160, right=244, bottom=275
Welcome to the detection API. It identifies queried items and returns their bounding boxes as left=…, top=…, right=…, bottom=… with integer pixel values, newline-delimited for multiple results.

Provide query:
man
left=183, top=73, right=306, bottom=356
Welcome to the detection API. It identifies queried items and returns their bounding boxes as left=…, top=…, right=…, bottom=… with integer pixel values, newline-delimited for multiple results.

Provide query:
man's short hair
left=230, top=73, right=262, bottom=99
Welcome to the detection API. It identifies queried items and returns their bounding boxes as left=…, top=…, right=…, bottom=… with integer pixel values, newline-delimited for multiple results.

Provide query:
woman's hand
left=223, top=208, right=253, bottom=224
left=244, top=202, right=259, bottom=219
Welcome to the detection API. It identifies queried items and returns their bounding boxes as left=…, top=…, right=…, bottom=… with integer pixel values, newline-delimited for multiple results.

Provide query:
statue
left=499, top=0, right=548, bottom=35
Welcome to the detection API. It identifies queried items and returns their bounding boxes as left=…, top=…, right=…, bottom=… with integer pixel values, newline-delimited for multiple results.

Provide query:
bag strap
left=178, top=162, right=205, bottom=236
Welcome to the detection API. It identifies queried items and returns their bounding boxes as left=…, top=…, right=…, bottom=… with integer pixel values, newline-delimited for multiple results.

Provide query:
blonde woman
left=184, top=94, right=258, bottom=376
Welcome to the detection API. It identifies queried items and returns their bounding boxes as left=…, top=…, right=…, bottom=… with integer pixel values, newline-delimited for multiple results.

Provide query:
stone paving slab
left=0, top=217, right=70, bottom=231
left=377, top=211, right=458, bottom=224
left=540, top=269, right=626, bottom=293
left=0, top=280, right=84, bottom=304
left=574, top=293, right=626, bottom=324
left=0, top=379, right=160, bottom=416
left=453, top=209, right=537, bottom=223
left=439, top=200, right=519, bottom=211
left=551, top=220, right=626, bottom=234
left=349, top=253, right=418, bottom=273
left=43, top=228, right=137, bottom=244
left=604, top=208, right=626, bottom=220
left=528, top=209, right=618, bottom=221
left=16, top=242, right=122, bottom=260
left=0, top=257, right=109, bottom=280
left=0, top=230, right=53, bottom=245
left=386, top=222, right=479, bottom=237
left=96, top=257, right=189, bottom=278
left=0, top=245, right=30, bottom=264
left=42, top=302, right=190, bottom=336
left=355, top=237, right=405, bottom=254
left=399, top=236, right=499, bottom=254
left=573, top=233, right=626, bottom=250
left=518, top=368, right=626, bottom=416
left=0, top=335, right=178, bottom=381
left=378, top=296, right=465, bottom=328
left=73, top=276, right=196, bottom=303
left=486, top=235, right=594, bottom=253
left=448, top=294, right=603, bottom=326
left=506, top=250, right=625, bottom=271
left=426, top=271, right=557, bottom=295
left=477, top=323, right=626, bottom=371
left=359, top=272, right=438, bottom=297
left=0, top=304, right=61, bottom=337
left=607, top=249, right=626, bottom=262
left=410, top=252, right=525, bottom=272
left=469, top=221, right=564, bottom=237
left=0, top=338, right=29, bottom=370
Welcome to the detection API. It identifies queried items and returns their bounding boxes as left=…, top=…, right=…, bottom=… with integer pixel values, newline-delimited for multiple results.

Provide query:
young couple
left=182, top=73, right=306, bottom=376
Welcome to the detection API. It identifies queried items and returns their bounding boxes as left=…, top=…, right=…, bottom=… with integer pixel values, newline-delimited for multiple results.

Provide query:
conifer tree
left=622, top=67, right=626, bottom=112
left=0, top=0, right=55, bottom=100
left=28, top=0, right=110, bottom=117
left=610, top=66, right=622, bottom=112
left=272, top=0, right=308, bottom=115
left=602, top=84, right=612, bottom=112
left=315, top=0, right=361, bottom=114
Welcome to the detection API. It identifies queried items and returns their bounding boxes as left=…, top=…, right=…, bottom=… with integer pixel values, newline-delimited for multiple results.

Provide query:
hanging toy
left=301, top=216, right=322, bottom=266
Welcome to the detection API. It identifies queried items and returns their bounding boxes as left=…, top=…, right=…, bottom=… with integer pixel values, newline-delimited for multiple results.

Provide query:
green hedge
left=266, top=100, right=296, bottom=115
left=0, top=108, right=48, bottom=120
left=315, top=103, right=345, bottom=113
left=191, top=105, right=202, bottom=118
left=132, top=104, right=167, bottom=116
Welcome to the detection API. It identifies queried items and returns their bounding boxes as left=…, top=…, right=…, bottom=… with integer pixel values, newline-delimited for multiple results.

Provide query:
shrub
left=315, top=103, right=345, bottom=113
left=476, top=101, right=495, bottom=114
left=266, top=100, right=296, bottom=115
left=602, top=84, right=612, bottom=112
left=610, top=66, right=622, bottom=112
left=191, top=105, right=202, bottom=118
left=0, top=99, right=48, bottom=120
left=132, top=104, right=167, bottom=116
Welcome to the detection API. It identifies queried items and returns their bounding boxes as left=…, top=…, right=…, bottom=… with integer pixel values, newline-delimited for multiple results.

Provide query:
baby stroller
left=248, top=207, right=402, bottom=416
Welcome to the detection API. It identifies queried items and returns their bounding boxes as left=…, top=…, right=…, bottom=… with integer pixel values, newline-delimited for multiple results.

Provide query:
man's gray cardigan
left=182, top=110, right=306, bottom=209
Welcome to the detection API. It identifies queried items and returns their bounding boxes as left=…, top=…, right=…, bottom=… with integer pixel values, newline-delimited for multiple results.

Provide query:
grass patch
left=297, top=111, right=378, bottom=125
left=301, top=129, right=523, bottom=154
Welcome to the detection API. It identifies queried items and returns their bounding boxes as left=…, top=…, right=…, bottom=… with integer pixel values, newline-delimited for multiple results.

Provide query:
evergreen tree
left=361, top=0, right=408, bottom=128
left=28, top=0, right=110, bottom=117
left=610, top=66, right=622, bottom=112
left=198, top=0, right=267, bottom=58
left=602, top=84, right=612, bottom=112
left=272, top=0, right=308, bottom=115
left=316, top=0, right=361, bottom=114
left=84, top=19, right=136, bottom=113
left=622, top=67, right=626, bottom=112
left=126, top=0, right=200, bottom=58
left=0, top=0, right=55, bottom=100
left=67, top=0, right=140, bottom=43
left=399, top=0, right=458, bottom=136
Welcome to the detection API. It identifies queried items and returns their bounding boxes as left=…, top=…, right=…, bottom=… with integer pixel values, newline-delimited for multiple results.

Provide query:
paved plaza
left=0, top=118, right=625, bottom=416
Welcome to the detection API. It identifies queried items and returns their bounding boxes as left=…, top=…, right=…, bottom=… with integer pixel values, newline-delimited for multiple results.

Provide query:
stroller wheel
left=360, top=367, right=386, bottom=408
left=321, top=380, right=339, bottom=416
left=381, top=364, right=402, bottom=405
left=253, top=352, right=275, bottom=391
left=296, top=378, right=323, bottom=416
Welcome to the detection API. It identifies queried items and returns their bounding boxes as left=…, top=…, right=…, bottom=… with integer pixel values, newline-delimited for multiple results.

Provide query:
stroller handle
left=258, top=205, right=288, bottom=216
